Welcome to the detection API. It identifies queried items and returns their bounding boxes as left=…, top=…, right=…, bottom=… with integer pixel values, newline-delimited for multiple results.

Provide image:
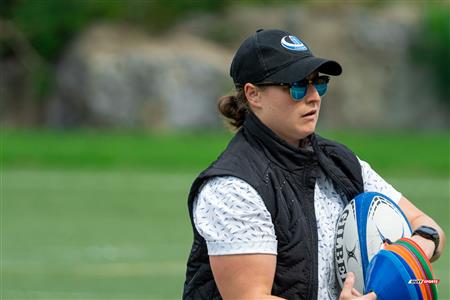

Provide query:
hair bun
left=218, top=90, right=248, bottom=129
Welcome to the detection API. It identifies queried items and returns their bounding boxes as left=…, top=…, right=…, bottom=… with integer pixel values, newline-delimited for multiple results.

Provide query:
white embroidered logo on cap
left=281, top=35, right=308, bottom=51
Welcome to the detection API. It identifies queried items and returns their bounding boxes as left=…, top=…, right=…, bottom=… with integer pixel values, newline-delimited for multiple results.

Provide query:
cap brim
left=264, top=56, right=342, bottom=83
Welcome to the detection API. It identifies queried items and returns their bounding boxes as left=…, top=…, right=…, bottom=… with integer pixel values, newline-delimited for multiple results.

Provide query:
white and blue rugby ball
left=334, top=192, right=412, bottom=293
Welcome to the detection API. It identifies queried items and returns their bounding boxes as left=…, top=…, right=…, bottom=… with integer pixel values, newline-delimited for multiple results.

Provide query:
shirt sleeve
left=358, top=158, right=402, bottom=204
left=192, top=176, right=277, bottom=256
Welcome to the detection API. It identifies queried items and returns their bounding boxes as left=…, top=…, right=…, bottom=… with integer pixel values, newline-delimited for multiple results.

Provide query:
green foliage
left=0, top=0, right=228, bottom=107
left=3, top=0, right=227, bottom=61
left=411, top=2, right=450, bottom=104
left=8, top=0, right=97, bottom=60
left=32, top=63, right=54, bottom=101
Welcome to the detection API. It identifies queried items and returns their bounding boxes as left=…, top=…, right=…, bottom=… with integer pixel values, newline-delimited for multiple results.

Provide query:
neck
left=250, top=112, right=310, bottom=149
left=242, top=112, right=316, bottom=171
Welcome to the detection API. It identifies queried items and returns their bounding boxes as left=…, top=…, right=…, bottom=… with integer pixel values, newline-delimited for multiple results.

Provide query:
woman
left=183, top=29, right=445, bottom=300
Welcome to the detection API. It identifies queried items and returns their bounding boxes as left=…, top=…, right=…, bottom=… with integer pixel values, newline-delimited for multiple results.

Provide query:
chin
left=297, top=126, right=316, bottom=139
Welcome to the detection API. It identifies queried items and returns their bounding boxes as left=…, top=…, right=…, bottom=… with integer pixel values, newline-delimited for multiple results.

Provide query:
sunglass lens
left=315, top=83, right=328, bottom=96
left=290, top=86, right=307, bottom=100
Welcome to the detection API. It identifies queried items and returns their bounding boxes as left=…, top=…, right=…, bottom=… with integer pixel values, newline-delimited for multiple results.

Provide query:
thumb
left=361, top=291, right=377, bottom=300
left=352, top=288, right=362, bottom=297
left=342, top=272, right=356, bottom=295
left=344, top=272, right=355, bottom=288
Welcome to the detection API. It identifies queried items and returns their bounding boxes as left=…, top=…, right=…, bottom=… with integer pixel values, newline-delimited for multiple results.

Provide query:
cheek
left=264, top=93, right=289, bottom=113
left=275, top=92, right=297, bottom=111
left=262, top=89, right=303, bottom=123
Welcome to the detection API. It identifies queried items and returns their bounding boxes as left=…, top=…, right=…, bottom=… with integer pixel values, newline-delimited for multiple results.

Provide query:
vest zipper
left=303, top=165, right=318, bottom=300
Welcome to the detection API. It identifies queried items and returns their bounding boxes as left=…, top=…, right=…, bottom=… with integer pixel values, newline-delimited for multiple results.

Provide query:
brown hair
left=218, top=88, right=249, bottom=130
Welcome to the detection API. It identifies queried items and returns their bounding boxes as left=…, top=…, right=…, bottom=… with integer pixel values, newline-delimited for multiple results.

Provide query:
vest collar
left=243, top=111, right=317, bottom=171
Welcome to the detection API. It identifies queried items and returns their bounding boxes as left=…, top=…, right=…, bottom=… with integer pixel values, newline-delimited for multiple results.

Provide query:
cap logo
left=281, top=35, right=308, bottom=51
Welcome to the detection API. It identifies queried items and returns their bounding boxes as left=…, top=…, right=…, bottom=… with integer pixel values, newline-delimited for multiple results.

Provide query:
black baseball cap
left=230, top=29, right=342, bottom=87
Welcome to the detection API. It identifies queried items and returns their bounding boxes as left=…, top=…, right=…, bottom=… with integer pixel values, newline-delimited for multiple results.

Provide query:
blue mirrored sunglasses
left=256, top=75, right=330, bottom=101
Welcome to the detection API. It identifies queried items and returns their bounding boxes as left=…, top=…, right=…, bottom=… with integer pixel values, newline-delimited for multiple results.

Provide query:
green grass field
left=2, top=130, right=449, bottom=299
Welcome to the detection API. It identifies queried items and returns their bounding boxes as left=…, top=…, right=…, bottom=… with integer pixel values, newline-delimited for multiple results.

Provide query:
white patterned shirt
left=192, top=158, right=401, bottom=300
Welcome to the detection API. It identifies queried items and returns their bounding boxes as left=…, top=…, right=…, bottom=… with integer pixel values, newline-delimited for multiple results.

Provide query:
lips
left=302, top=109, right=317, bottom=117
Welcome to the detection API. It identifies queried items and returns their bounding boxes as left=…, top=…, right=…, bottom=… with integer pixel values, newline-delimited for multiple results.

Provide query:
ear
left=244, top=83, right=263, bottom=109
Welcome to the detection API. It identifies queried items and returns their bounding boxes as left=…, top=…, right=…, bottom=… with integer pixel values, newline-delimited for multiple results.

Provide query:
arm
left=211, top=254, right=378, bottom=300
left=398, top=196, right=446, bottom=262
left=193, top=176, right=280, bottom=299
left=210, top=254, right=284, bottom=300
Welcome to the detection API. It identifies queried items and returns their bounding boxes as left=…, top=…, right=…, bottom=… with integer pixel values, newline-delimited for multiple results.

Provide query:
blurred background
left=1, top=0, right=449, bottom=299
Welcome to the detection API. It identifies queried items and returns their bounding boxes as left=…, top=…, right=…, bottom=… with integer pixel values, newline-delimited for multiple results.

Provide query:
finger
left=341, top=272, right=355, bottom=295
left=351, top=287, right=362, bottom=296
left=362, top=291, right=377, bottom=300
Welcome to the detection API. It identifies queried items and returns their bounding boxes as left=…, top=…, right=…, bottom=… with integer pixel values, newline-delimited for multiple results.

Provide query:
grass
left=1, top=129, right=233, bottom=172
left=1, top=130, right=449, bottom=299
left=2, top=169, right=449, bottom=299
left=3, top=169, right=195, bottom=299
left=2, top=129, right=449, bottom=176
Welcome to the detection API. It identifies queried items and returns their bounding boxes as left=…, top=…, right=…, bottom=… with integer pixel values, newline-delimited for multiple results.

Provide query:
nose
left=303, top=83, right=321, bottom=103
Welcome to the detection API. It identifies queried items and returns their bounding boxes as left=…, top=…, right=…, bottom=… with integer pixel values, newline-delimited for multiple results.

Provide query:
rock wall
left=45, top=3, right=449, bottom=129
left=47, top=24, right=231, bottom=129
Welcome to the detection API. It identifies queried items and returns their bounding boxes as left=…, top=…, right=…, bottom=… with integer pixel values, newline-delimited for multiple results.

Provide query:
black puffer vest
left=183, top=112, right=364, bottom=299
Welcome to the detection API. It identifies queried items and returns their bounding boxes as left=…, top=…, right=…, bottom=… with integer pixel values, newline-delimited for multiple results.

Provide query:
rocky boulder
left=47, top=24, right=232, bottom=129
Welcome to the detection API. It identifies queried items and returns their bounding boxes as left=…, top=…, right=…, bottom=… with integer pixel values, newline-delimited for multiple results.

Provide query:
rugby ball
left=334, top=192, right=412, bottom=293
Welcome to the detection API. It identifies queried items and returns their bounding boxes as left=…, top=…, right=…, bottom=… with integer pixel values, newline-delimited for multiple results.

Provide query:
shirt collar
left=243, top=111, right=317, bottom=171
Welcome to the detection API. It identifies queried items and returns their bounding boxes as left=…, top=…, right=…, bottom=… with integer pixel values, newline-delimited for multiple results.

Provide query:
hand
left=410, top=235, right=435, bottom=260
left=339, top=272, right=377, bottom=300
